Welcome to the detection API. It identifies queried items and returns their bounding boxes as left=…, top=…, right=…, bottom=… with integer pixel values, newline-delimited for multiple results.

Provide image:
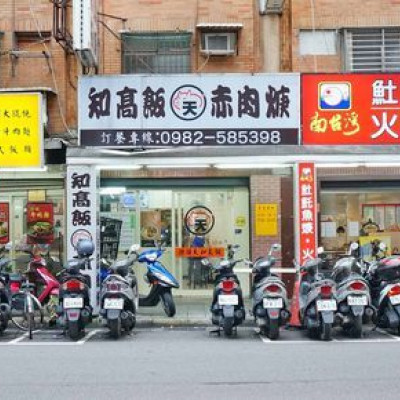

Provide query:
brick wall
left=0, top=0, right=260, bottom=138
left=249, top=174, right=282, bottom=260
left=290, top=0, right=400, bottom=72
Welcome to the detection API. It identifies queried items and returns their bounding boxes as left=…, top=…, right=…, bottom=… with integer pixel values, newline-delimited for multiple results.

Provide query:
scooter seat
left=111, top=258, right=134, bottom=277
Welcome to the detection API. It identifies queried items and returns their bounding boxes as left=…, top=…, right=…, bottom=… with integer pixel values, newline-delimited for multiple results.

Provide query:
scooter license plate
left=63, top=298, right=83, bottom=309
left=263, top=298, right=283, bottom=309
left=389, top=294, right=400, bottom=305
left=104, top=298, right=124, bottom=310
left=218, top=295, right=238, bottom=306
left=316, top=299, right=337, bottom=311
left=348, top=295, right=368, bottom=306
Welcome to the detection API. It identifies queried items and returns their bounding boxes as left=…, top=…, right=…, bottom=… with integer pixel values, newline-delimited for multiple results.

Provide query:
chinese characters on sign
left=79, top=74, right=300, bottom=146
left=302, top=74, right=400, bottom=145
left=255, top=204, right=278, bottom=236
left=295, top=163, right=318, bottom=265
left=0, top=203, right=10, bottom=245
left=66, top=166, right=99, bottom=309
left=174, top=247, right=225, bottom=258
left=0, top=93, right=43, bottom=168
left=26, top=203, right=54, bottom=245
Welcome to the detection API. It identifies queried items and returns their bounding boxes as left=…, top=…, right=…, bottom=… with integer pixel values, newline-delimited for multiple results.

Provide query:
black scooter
left=203, top=244, right=245, bottom=336
left=57, top=240, right=93, bottom=340
left=0, top=249, right=11, bottom=333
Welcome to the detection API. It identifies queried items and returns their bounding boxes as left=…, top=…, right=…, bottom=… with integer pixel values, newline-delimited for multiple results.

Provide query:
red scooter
left=10, top=247, right=60, bottom=324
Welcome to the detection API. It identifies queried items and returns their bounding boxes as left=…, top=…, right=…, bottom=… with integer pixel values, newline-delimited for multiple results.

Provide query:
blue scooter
left=136, top=247, right=179, bottom=317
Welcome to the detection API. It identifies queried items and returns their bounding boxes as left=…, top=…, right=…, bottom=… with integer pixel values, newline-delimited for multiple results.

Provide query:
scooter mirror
left=220, top=260, right=230, bottom=267
left=201, top=258, right=210, bottom=266
left=271, top=243, right=281, bottom=252
left=129, top=244, right=140, bottom=254
left=379, top=242, right=387, bottom=252
left=317, top=246, right=325, bottom=254
left=350, top=242, right=359, bottom=251
left=244, top=259, right=253, bottom=266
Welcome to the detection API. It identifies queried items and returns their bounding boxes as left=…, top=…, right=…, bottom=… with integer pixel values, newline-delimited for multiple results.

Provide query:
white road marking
left=7, top=330, right=42, bottom=344
left=375, top=328, right=400, bottom=341
left=77, top=329, right=102, bottom=344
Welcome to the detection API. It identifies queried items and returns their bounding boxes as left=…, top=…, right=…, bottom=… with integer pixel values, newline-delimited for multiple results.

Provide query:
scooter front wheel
left=160, top=291, right=176, bottom=317
left=223, top=317, right=234, bottom=337
left=349, top=315, right=363, bottom=338
left=68, top=320, right=81, bottom=341
left=109, top=318, right=122, bottom=339
left=268, top=319, right=280, bottom=340
left=321, top=322, right=332, bottom=341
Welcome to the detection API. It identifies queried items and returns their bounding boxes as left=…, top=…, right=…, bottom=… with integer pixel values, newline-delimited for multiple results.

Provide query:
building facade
left=1, top=0, right=400, bottom=298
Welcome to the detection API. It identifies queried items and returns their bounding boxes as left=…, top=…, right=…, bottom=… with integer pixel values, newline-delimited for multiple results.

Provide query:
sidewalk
left=135, top=296, right=253, bottom=327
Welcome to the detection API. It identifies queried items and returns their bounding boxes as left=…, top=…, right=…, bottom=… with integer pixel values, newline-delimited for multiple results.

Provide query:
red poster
left=296, top=163, right=317, bottom=265
left=302, top=73, right=400, bottom=145
left=26, top=202, right=54, bottom=244
left=0, top=203, right=10, bottom=245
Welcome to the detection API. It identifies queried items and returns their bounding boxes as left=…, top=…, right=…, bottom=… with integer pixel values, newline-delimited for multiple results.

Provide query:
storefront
left=99, top=178, right=250, bottom=296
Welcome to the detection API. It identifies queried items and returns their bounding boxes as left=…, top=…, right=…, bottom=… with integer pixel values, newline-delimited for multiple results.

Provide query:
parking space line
left=7, top=330, right=41, bottom=344
left=375, top=329, right=400, bottom=341
left=77, top=329, right=103, bottom=344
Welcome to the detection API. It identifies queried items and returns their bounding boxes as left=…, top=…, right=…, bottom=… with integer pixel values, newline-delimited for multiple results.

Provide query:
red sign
left=0, top=203, right=10, bottom=245
left=296, top=163, right=317, bottom=265
left=26, top=202, right=54, bottom=244
left=302, top=73, right=400, bottom=145
left=174, top=247, right=225, bottom=258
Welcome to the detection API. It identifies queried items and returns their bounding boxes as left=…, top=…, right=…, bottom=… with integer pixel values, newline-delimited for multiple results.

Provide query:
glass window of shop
left=0, top=187, right=65, bottom=275
left=320, top=187, right=400, bottom=264
left=100, top=186, right=250, bottom=296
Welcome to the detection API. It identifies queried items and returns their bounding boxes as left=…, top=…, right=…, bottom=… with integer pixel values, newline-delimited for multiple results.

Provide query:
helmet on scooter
left=76, top=239, right=94, bottom=257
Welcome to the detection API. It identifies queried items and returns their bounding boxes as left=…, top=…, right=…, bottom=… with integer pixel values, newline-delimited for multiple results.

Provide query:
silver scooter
left=298, top=256, right=337, bottom=341
left=245, top=243, right=290, bottom=340
left=331, top=243, right=374, bottom=338
left=99, top=244, right=139, bottom=339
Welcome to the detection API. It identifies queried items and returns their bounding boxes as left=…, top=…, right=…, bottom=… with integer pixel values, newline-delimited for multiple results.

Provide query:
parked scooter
left=246, top=243, right=290, bottom=340
left=0, top=248, right=11, bottom=333
left=331, top=243, right=374, bottom=338
left=99, top=244, right=139, bottom=339
left=365, top=243, right=400, bottom=334
left=57, top=239, right=93, bottom=340
left=298, top=255, right=337, bottom=341
left=11, top=246, right=59, bottom=324
left=203, top=244, right=245, bottom=336
left=137, top=240, right=179, bottom=317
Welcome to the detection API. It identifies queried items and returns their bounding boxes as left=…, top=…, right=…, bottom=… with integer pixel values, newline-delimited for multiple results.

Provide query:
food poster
left=140, top=210, right=161, bottom=247
left=26, top=202, right=54, bottom=244
left=0, top=203, right=10, bottom=244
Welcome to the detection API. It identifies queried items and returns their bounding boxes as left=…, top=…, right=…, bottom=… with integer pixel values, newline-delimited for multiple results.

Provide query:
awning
left=196, top=23, right=243, bottom=32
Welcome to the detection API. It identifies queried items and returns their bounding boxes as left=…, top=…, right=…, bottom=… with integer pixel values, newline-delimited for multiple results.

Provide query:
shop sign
left=0, top=203, right=10, bottom=245
left=302, top=73, right=400, bottom=145
left=0, top=93, right=43, bottom=168
left=26, top=202, right=54, bottom=245
left=295, top=163, right=318, bottom=265
left=175, top=247, right=225, bottom=258
left=255, top=204, right=278, bottom=236
left=184, top=206, right=215, bottom=236
left=66, top=166, right=99, bottom=309
left=78, top=74, right=300, bottom=147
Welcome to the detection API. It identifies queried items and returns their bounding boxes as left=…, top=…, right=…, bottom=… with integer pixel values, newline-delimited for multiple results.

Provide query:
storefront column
left=250, top=175, right=282, bottom=260
left=66, top=165, right=100, bottom=313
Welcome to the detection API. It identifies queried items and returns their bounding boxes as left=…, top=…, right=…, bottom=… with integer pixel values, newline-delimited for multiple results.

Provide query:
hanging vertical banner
left=255, top=203, right=278, bottom=236
left=66, top=165, right=99, bottom=311
left=26, top=203, right=54, bottom=245
left=0, top=203, right=10, bottom=245
left=295, top=163, right=318, bottom=265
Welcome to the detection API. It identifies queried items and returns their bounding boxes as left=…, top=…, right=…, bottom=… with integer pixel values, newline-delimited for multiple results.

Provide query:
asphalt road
left=1, top=326, right=400, bottom=400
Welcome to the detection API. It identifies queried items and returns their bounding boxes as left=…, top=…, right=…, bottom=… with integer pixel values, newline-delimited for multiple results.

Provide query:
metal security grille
left=122, top=32, right=191, bottom=74
left=344, top=28, right=400, bottom=72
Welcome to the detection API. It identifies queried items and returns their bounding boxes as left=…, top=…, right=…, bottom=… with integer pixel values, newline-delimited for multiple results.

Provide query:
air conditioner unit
left=201, top=32, right=236, bottom=56
left=259, top=0, right=285, bottom=15
left=73, top=0, right=98, bottom=68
